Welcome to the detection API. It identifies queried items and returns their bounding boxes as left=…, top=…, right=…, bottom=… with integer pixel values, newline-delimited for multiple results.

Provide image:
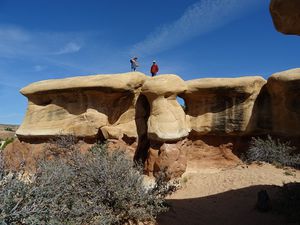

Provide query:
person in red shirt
left=150, top=60, right=159, bottom=77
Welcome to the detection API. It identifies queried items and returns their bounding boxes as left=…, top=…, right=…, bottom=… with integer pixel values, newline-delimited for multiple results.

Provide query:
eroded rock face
left=186, top=140, right=241, bottom=170
left=141, top=75, right=190, bottom=142
left=17, top=72, right=147, bottom=140
left=3, top=139, right=46, bottom=172
left=144, top=139, right=189, bottom=178
left=267, top=68, right=300, bottom=136
left=143, top=138, right=241, bottom=178
left=270, top=0, right=300, bottom=35
left=10, top=70, right=300, bottom=178
left=182, top=76, right=266, bottom=137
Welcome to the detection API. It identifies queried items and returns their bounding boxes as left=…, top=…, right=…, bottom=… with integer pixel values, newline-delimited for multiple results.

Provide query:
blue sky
left=0, top=0, right=299, bottom=125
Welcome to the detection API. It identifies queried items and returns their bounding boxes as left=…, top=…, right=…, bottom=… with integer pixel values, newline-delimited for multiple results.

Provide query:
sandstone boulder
left=143, top=138, right=241, bottom=178
left=141, top=75, right=190, bottom=142
left=266, top=68, right=300, bottom=136
left=17, top=72, right=147, bottom=141
left=144, top=139, right=188, bottom=178
left=182, top=76, right=266, bottom=136
left=270, top=0, right=300, bottom=35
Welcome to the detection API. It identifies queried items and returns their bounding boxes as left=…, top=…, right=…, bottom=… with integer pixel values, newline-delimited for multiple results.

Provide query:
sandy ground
left=157, top=163, right=300, bottom=225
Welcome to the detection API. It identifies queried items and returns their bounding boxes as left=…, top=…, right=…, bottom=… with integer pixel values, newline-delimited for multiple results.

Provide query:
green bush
left=246, top=135, right=300, bottom=168
left=4, top=127, right=14, bottom=132
left=0, top=138, right=14, bottom=151
left=0, top=140, right=177, bottom=225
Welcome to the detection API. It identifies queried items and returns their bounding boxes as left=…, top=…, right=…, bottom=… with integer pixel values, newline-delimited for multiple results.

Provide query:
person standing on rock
left=130, top=57, right=139, bottom=71
left=150, top=60, right=159, bottom=77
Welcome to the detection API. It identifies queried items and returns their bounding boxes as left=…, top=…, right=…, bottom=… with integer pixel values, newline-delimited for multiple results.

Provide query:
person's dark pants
left=151, top=72, right=156, bottom=77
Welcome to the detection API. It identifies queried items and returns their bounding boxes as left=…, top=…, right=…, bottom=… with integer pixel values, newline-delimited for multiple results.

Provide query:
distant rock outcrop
left=4, top=69, right=300, bottom=177
left=0, top=125, right=18, bottom=140
left=270, top=0, right=300, bottom=35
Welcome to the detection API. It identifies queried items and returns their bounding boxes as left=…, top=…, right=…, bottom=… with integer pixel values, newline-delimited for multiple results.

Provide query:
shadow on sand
left=157, top=184, right=298, bottom=225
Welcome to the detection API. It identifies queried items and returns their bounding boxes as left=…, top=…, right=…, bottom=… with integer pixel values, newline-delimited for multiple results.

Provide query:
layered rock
left=182, top=76, right=266, bottom=137
left=145, top=139, right=189, bottom=178
left=141, top=75, right=189, bottom=142
left=17, top=72, right=147, bottom=140
left=270, top=0, right=300, bottom=35
left=186, top=140, right=241, bottom=170
left=6, top=69, right=300, bottom=177
left=138, top=75, right=190, bottom=177
left=266, top=68, right=300, bottom=136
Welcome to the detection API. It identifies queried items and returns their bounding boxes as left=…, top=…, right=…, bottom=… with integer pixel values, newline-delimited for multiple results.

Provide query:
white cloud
left=0, top=26, right=32, bottom=57
left=0, top=26, right=30, bottom=42
left=131, top=0, right=262, bottom=56
left=33, top=65, right=46, bottom=72
left=54, top=42, right=82, bottom=55
left=0, top=25, right=84, bottom=58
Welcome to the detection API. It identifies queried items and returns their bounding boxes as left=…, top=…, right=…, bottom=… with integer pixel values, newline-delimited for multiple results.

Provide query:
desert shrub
left=246, top=135, right=300, bottom=168
left=0, top=141, right=177, bottom=225
left=4, top=127, right=14, bottom=132
left=0, top=173, right=36, bottom=225
left=46, top=134, right=78, bottom=156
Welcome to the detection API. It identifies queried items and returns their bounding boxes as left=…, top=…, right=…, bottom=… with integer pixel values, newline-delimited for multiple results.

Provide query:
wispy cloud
left=0, top=26, right=32, bottom=57
left=0, top=26, right=30, bottom=42
left=131, top=0, right=262, bottom=56
left=33, top=65, right=46, bottom=72
left=53, top=42, right=82, bottom=55
left=0, top=25, right=84, bottom=58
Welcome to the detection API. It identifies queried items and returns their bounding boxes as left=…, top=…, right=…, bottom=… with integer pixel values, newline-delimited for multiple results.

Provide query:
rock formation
left=266, top=68, right=300, bottom=136
left=4, top=68, right=300, bottom=177
left=270, top=0, right=300, bottom=35
left=17, top=72, right=147, bottom=140
left=182, top=76, right=266, bottom=137
left=141, top=75, right=189, bottom=142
